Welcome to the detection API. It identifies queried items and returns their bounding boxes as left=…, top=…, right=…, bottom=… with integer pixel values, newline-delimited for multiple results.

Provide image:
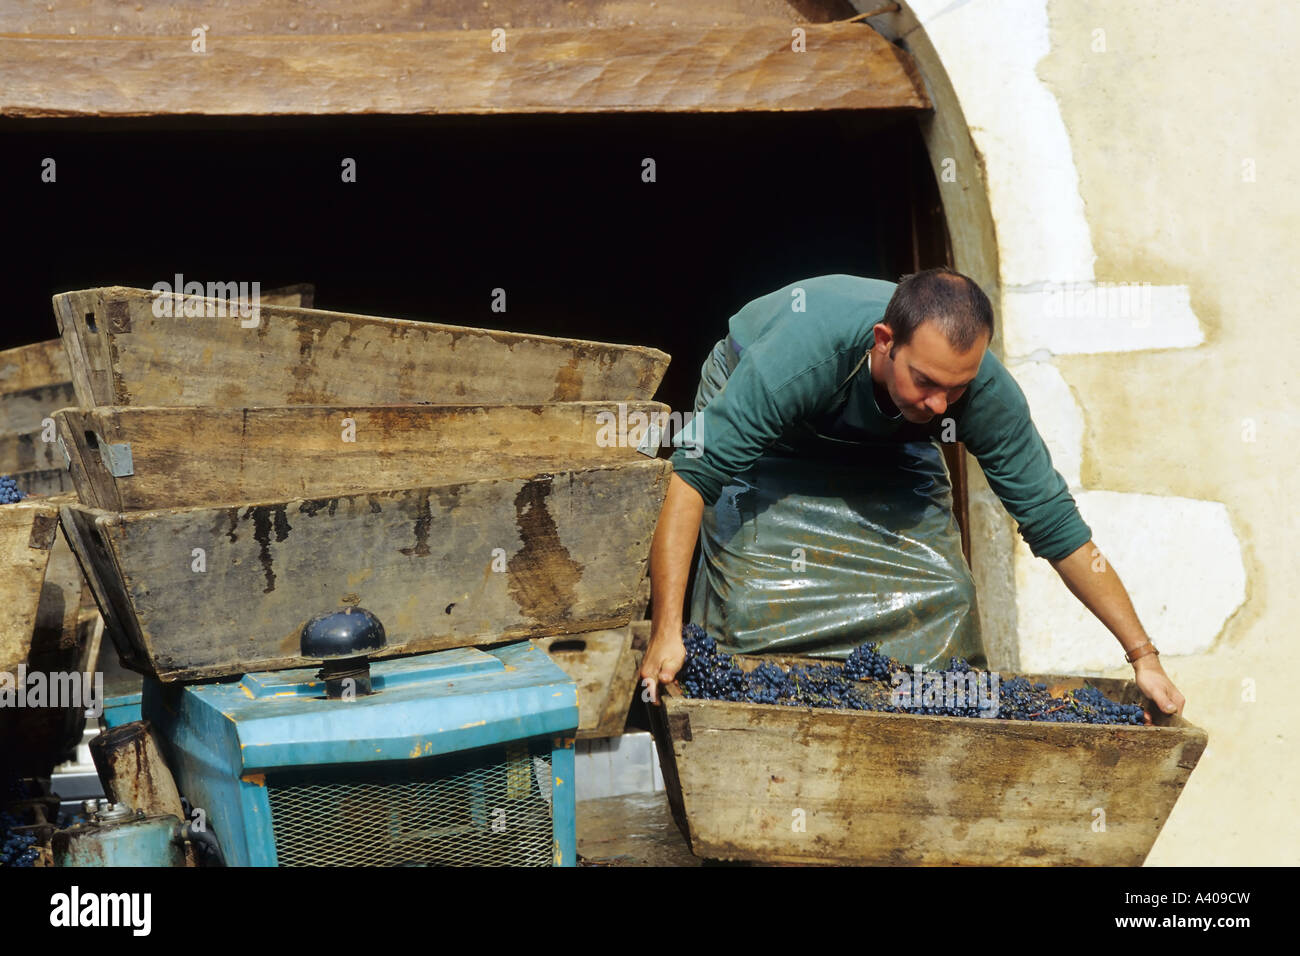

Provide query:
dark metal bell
left=300, top=607, right=387, bottom=659
left=300, top=607, right=387, bottom=699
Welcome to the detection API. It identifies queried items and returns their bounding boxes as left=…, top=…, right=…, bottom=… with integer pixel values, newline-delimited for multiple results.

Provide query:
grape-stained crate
left=53, top=287, right=669, bottom=409
left=53, top=402, right=669, bottom=512
left=62, top=458, right=671, bottom=683
left=649, top=653, right=1207, bottom=866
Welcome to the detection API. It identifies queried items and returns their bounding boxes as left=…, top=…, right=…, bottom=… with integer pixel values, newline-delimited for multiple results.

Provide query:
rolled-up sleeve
left=959, top=379, right=1093, bottom=562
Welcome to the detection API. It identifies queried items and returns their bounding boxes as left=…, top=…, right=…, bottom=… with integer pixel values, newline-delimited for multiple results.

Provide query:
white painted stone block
left=1003, top=282, right=1204, bottom=357
left=1015, top=490, right=1245, bottom=674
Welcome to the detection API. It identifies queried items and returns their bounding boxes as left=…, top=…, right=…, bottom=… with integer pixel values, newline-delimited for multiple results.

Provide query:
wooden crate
left=0, top=497, right=72, bottom=673
left=535, top=628, right=640, bottom=739
left=0, top=382, right=75, bottom=444
left=0, top=339, right=71, bottom=405
left=2, top=467, right=78, bottom=499
left=3, top=469, right=99, bottom=615
left=535, top=573, right=651, bottom=738
left=0, top=425, right=66, bottom=474
left=0, top=339, right=76, bottom=475
left=0, top=338, right=88, bottom=619
left=53, top=286, right=669, bottom=408
left=649, top=654, right=1207, bottom=866
left=54, top=401, right=669, bottom=512
left=0, top=596, right=103, bottom=778
left=61, top=458, right=672, bottom=682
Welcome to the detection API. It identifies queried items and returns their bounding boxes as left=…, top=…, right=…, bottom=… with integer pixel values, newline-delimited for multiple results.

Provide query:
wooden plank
left=0, top=340, right=70, bottom=396
left=53, top=287, right=670, bottom=409
left=632, top=573, right=652, bottom=620
left=35, top=515, right=86, bottom=652
left=1, top=22, right=929, bottom=118
left=0, top=498, right=60, bottom=673
left=0, top=381, right=76, bottom=437
left=0, top=340, right=77, bottom=473
left=653, top=655, right=1207, bottom=865
left=535, top=628, right=630, bottom=737
left=67, top=458, right=672, bottom=682
left=7, top=467, right=101, bottom=615
left=78, top=610, right=104, bottom=678
left=0, top=424, right=65, bottom=473
left=592, top=636, right=642, bottom=738
left=2, top=467, right=78, bottom=499
left=56, top=402, right=669, bottom=511
left=26, top=478, right=100, bottom=614
left=535, top=627, right=642, bottom=739
left=0, top=1, right=820, bottom=37
left=7, top=515, right=102, bottom=775
left=59, top=503, right=149, bottom=673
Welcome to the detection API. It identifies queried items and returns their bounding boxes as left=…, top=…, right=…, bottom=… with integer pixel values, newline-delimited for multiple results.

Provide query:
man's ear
left=872, top=321, right=893, bottom=352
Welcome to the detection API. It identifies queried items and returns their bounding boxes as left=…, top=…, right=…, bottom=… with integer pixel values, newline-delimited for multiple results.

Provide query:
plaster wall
left=869, top=0, right=1295, bottom=864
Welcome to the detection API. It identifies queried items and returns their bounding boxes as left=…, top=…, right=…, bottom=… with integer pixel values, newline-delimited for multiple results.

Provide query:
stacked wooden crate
left=534, top=578, right=652, bottom=739
left=0, top=340, right=78, bottom=497
left=51, top=286, right=671, bottom=729
left=0, top=340, right=100, bottom=775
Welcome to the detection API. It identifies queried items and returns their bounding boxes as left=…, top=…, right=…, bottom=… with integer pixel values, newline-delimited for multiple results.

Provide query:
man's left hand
left=1132, top=655, right=1185, bottom=725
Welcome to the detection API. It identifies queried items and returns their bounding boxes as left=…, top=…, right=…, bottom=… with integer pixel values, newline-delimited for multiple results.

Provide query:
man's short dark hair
left=882, top=267, right=993, bottom=352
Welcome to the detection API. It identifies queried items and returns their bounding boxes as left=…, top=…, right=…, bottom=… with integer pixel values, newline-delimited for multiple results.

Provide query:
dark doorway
left=0, top=111, right=949, bottom=419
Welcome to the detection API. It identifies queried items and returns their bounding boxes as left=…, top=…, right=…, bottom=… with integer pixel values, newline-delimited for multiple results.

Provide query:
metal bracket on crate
left=27, top=513, right=59, bottom=551
left=98, top=439, right=134, bottom=477
left=57, top=435, right=72, bottom=471
left=636, top=421, right=663, bottom=458
left=667, top=711, right=692, bottom=741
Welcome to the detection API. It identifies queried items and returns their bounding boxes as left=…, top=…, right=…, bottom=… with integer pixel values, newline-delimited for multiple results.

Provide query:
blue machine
left=143, top=640, right=579, bottom=866
left=53, top=803, right=188, bottom=867
left=100, top=691, right=142, bottom=729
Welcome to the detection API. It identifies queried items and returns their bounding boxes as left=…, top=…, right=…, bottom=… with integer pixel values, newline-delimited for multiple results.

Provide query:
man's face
left=873, top=320, right=989, bottom=424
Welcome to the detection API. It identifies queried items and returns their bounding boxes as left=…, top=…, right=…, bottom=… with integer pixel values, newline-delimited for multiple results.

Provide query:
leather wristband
left=1124, top=640, right=1160, bottom=664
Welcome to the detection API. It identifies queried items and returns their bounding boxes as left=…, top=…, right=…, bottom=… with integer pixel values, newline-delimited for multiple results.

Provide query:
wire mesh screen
left=266, top=740, right=555, bottom=866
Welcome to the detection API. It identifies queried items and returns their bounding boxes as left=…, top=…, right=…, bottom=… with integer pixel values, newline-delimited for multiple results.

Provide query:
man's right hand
left=641, top=472, right=705, bottom=705
left=639, top=628, right=686, bottom=705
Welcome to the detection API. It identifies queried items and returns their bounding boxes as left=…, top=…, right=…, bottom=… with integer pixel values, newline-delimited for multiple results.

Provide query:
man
left=640, top=269, right=1185, bottom=721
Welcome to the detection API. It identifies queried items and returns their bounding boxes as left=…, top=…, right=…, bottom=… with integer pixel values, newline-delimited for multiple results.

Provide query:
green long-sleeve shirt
left=669, top=274, right=1092, bottom=562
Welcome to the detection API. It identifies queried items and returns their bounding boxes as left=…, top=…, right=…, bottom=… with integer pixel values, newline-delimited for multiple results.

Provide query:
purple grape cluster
left=677, top=624, right=1146, bottom=725
left=679, top=624, right=893, bottom=711
left=0, top=813, right=38, bottom=867
left=678, top=625, right=750, bottom=702
left=995, top=677, right=1142, bottom=724
left=0, top=475, right=26, bottom=505
left=843, top=642, right=895, bottom=682
left=1, top=773, right=40, bottom=867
